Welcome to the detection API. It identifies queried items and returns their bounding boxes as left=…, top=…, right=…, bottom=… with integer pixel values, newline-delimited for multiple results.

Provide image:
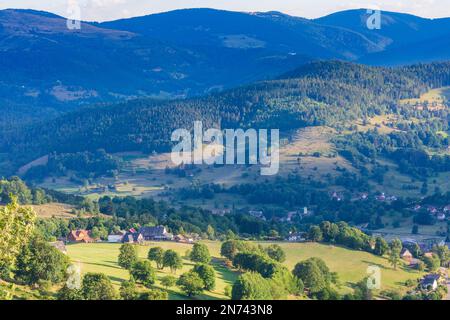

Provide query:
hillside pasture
left=67, top=241, right=422, bottom=299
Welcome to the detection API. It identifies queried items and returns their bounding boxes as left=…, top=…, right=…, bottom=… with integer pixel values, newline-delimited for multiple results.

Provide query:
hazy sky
left=1, top=0, right=449, bottom=21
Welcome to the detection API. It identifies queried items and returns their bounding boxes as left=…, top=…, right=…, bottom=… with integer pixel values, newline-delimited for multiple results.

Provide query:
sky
left=0, top=0, right=449, bottom=21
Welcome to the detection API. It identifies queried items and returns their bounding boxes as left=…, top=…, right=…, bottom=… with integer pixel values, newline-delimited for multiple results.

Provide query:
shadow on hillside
left=108, top=275, right=127, bottom=284
left=211, top=257, right=239, bottom=285
left=361, top=260, right=389, bottom=270
left=84, top=261, right=122, bottom=270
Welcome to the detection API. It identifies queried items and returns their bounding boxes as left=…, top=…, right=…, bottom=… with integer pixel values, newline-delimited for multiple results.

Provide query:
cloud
left=0, top=0, right=448, bottom=21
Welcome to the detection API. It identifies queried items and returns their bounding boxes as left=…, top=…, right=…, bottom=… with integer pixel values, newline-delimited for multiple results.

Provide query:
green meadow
left=67, top=241, right=423, bottom=299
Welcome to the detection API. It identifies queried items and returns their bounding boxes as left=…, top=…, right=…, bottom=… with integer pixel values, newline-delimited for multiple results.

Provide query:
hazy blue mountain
left=315, top=9, right=450, bottom=65
left=0, top=9, right=311, bottom=111
left=0, top=7, right=449, bottom=121
left=100, top=8, right=383, bottom=60
left=360, top=33, right=450, bottom=65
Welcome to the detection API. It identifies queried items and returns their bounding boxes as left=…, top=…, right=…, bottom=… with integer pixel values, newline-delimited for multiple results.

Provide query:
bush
left=118, top=244, right=138, bottom=270
left=120, top=280, right=138, bottom=300
left=130, top=260, right=156, bottom=288
left=265, top=244, right=286, bottom=263
left=190, top=243, right=211, bottom=264
left=292, top=260, right=327, bottom=294
left=57, top=285, right=83, bottom=300
left=139, top=289, right=168, bottom=300
left=177, top=271, right=205, bottom=297
left=231, top=272, right=273, bottom=300
left=193, top=264, right=216, bottom=291
left=163, top=250, right=183, bottom=273
left=233, top=252, right=278, bottom=278
left=160, top=275, right=177, bottom=289
left=15, top=237, right=69, bottom=285
left=82, top=273, right=117, bottom=300
left=147, top=247, right=165, bottom=269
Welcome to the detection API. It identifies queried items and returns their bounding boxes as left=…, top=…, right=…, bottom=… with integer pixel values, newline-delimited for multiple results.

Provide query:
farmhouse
left=122, top=232, right=144, bottom=244
left=175, top=234, right=194, bottom=244
left=287, top=232, right=306, bottom=242
left=400, top=248, right=413, bottom=263
left=107, top=231, right=126, bottom=243
left=376, top=193, right=386, bottom=201
left=437, top=213, right=446, bottom=221
left=420, top=274, right=441, bottom=291
left=248, top=210, right=265, bottom=220
left=211, top=209, right=231, bottom=216
left=67, top=230, right=95, bottom=243
left=331, top=191, right=342, bottom=201
left=139, top=226, right=173, bottom=241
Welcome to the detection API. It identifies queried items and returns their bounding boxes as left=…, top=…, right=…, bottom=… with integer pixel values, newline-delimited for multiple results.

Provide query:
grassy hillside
left=67, top=241, right=237, bottom=300
left=67, top=241, right=423, bottom=299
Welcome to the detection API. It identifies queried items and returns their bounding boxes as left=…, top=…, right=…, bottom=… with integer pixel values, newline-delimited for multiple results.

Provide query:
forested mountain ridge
left=2, top=60, right=449, bottom=173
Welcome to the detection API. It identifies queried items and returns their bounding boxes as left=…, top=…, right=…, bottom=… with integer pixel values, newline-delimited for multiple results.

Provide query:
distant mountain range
left=0, top=8, right=449, bottom=118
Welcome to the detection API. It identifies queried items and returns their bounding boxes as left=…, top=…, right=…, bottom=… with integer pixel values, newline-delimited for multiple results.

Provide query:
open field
left=67, top=241, right=237, bottom=300
left=30, top=203, right=76, bottom=219
left=67, top=241, right=423, bottom=299
left=354, top=115, right=399, bottom=134
left=35, top=126, right=354, bottom=210
left=400, top=86, right=450, bottom=110
left=258, top=242, right=423, bottom=295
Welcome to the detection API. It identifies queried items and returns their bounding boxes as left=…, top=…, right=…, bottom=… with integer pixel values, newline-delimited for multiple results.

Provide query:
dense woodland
left=1, top=61, right=449, bottom=174
left=24, top=150, right=121, bottom=181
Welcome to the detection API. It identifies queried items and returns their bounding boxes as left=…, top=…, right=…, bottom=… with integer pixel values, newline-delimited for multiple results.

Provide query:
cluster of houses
left=65, top=226, right=200, bottom=245
left=247, top=207, right=313, bottom=223
left=281, top=207, right=312, bottom=222
left=331, top=191, right=399, bottom=202
left=412, top=204, right=450, bottom=221
left=374, top=192, right=398, bottom=202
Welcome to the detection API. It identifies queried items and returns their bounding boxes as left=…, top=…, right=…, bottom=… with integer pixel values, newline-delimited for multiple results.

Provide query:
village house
left=420, top=274, right=441, bottom=291
left=67, top=230, right=95, bottom=243
left=287, top=232, right=306, bottom=242
left=427, top=206, right=438, bottom=214
left=107, top=231, right=126, bottom=243
left=49, top=241, right=67, bottom=254
left=358, top=192, right=369, bottom=200
left=331, top=191, right=342, bottom=202
left=122, top=232, right=144, bottom=244
left=248, top=210, right=265, bottom=221
left=174, top=234, right=195, bottom=244
left=376, top=193, right=386, bottom=201
left=386, top=195, right=397, bottom=201
left=282, top=210, right=301, bottom=222
left=139, top=226, right=173, bottom=241
left=211, top=208, right=231, bottom=216
left=400, top=248, right=413, bottom=263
